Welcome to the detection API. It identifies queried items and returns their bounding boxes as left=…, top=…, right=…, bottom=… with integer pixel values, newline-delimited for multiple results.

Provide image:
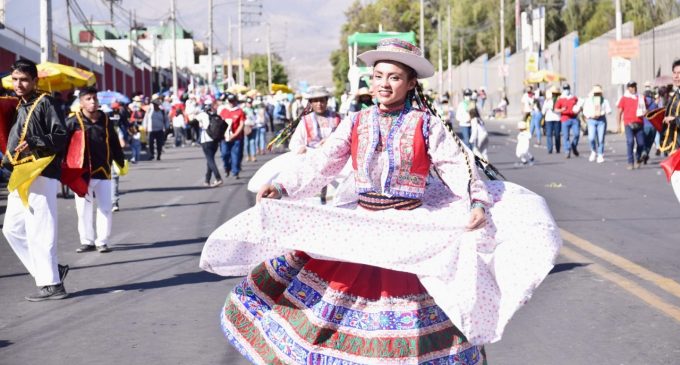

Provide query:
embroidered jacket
left=65, top=111, right=125, bottom=180
left=288, top=111, right=341, bottom=151
left=275, top=104, right=492, bottom=207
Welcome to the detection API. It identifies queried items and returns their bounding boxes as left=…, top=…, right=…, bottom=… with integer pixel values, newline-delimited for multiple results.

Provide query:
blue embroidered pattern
left=285, top=274, right=451, bottom=332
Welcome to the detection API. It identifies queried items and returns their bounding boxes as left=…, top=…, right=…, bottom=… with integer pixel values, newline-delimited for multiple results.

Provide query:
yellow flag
left=7, top=155, right=56, bottom=208
left=113, top=160, right=129, bottom=176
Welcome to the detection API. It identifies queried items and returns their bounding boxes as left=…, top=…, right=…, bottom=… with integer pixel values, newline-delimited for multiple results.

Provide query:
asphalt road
left=0, top=120, right=679, bottom=365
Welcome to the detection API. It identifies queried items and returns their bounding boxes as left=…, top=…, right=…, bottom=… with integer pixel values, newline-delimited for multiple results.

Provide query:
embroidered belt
left=358, top=192, right=422, bottom=211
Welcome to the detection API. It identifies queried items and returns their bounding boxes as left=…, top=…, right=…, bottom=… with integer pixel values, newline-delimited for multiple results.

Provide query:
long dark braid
left=414, top=83, right=506, bottom=181
left=266, top=103, right=314, bottom=150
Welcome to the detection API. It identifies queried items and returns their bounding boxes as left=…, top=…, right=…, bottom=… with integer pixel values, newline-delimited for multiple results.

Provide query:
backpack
left=206, top=113, right=228, bottom=141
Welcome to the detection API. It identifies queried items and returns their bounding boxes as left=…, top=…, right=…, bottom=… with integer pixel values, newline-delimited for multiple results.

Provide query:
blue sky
left=4, top=0, right=356, bottom=86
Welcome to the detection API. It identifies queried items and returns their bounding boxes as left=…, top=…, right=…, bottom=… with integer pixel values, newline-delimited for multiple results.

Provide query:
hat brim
left=358, top=50, right=435, bottom=79
left=304, top=93, right=330, bottom=99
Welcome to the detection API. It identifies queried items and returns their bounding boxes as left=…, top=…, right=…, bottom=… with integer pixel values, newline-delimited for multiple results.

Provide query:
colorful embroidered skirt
left=223, top=251, right=487, bottom=365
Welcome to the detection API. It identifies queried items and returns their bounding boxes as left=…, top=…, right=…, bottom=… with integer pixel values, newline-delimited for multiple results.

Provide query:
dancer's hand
left=466, top=207, right=486, bottom=231
left=257, top=184, right=282, bottom=203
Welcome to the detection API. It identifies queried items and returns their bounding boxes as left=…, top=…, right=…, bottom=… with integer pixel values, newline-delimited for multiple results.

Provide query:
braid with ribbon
left=266, top=103, right=314, bottom=151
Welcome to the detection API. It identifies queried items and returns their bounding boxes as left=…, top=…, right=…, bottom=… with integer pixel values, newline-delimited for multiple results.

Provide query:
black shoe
left=25, top=284, right=68, bottom=302
left=233, top=174, right=240, bottom=180
left=156, top=156, right=161, bottom=161
left=58, top=264, right=69, bottom=282
left=656, top=149, right=661, bottom=156
left=643, top=153, right=649, bottom=165
left=76, top=244, right=96, bottom=253
left=572, top=148, right=579, bottom=157
left=97, top=245, right=112, bottom=253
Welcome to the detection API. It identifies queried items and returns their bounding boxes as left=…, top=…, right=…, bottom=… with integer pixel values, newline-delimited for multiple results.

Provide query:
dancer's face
left=309, top=97, right=328, bottom=114
left=372, top=61, right=417, bottom=109
left=11, top=70, right=37, bottom=98
left=673, top=65, right=680, bottom=87
left=79, top=93, right=100, bottom=114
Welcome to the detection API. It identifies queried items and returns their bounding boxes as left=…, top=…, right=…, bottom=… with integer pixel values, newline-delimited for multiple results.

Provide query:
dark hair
left=672, top=59, right=680, bottom=70
left=469, top=107, right=480, bottom=119
left=11, top=59, right=38, bottom=79
left=79, top=86, right=98, bottom=97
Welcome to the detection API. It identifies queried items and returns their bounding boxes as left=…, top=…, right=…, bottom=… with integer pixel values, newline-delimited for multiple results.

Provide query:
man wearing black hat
left=65, top=87, right=126, bottom=254
left=617, top=80, right=647, bottom=169
left=1, top=59, right=69, bottom=301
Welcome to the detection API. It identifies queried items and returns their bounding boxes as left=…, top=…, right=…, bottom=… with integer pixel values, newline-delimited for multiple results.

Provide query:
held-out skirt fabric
left=223, top=251, right=487, bottom=365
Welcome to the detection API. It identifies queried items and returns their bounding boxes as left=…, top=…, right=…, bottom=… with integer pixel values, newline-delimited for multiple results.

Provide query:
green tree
left=248, top=54, right=288, bottom=94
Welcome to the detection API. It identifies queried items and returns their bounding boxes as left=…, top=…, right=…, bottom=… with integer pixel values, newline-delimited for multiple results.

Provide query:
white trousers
left=672, top=171, right=680, bottom=205
left=74, top=179, right=113, bottom=246
left=2, top=176, right=60, bottom=286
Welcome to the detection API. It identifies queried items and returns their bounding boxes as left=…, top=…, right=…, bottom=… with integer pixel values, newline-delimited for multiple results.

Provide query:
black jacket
left=2, top=93, right=67, bottom=179
left=65, top=111, right=125, bottom=180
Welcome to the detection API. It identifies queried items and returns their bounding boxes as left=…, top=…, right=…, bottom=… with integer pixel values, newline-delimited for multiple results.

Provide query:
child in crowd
left=529, top=99, right=543, bottom=146
left=469, top=107, right=489, bottom=160
left=516, top=121, right=534, bottom=165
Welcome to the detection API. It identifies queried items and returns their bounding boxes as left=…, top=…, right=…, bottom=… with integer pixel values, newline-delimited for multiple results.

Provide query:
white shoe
left=596, top=155, right=605, bottom=163
left=589, top=151, right=597, bottom=162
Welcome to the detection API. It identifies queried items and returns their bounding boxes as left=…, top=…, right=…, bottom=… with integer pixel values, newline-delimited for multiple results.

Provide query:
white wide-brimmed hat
left=304, top=86, right=331, bottom=99
left=358, top=38, right=435, bottom=79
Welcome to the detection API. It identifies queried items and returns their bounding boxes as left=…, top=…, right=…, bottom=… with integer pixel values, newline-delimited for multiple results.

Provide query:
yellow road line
left=560, top=228, right=680, bottom=300
left=560, top=246, right=680, bottom=323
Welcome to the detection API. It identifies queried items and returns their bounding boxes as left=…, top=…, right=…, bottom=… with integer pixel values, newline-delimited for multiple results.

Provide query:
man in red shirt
left=219, top=93, right=246, bottom=179
left=617, top=81, right=646, bottom=169
left=554, top=84, right=580, bottom=158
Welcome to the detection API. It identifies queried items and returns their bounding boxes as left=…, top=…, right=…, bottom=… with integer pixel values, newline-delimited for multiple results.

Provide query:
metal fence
left=431, top=17, right=680, bottom=126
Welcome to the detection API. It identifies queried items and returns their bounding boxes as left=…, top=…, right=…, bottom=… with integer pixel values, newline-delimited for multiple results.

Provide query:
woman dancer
left=201, top=39, right=561, bottom=364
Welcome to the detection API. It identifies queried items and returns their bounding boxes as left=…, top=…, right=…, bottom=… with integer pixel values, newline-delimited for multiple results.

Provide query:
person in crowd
left=109, top=102, right=128, bottom=212
left=243, top=98, right=258, bottom=162
left=521, top=85, right=535, bottom=123
left=455, top=88, right=474, bottom=148
left=143, top=97, right=169, bottom=161
left=641, top=89, right=658, bottom=164
left=617, top=81, right=647, bottom=170
left=469, top=106, right=488, bottom=160
left=201, top=38, right=560, bottom=364
left=554, top=84, right=580, bottom=158
left=582, top=85, right=612, bottom=163
left=661, top=59, right=680, bottom=203
left=196, top=100, right=222, bottom=187
left=219, top=93, right=246, bottom=179
left=476, top=86, right=487, bottom=111
left=350, top=87, right=374, bottom=112
left=529, top=99, right=543, bottom=146
left=185, top=94, right=201, bottom=146
left=491, top=90, right=509, bottom=119
left=253, top=101, right=270, bottom=155
left=516, top=120, right=534, bottom=165
left=170, top=100, right=187, bottom=147
left=290, top=93, right=304, bottom=120
left=65, top=87, right=125, bottom=254
left=272, top=92, right=288, bottom=133
left=440, top=96, right=452, bottom=129
left=128, top=105, right=143, bottom=164
left=542, top=85, right=562, bottom=154
left=2, top=59, right=69, bottom=301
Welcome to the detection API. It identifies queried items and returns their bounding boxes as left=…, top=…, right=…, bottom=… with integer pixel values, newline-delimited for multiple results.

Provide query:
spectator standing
left=272, top=93, right=287, bottom=133
left=641, top=89, right=658, bottom=164
left=455, top=88, right=474, bottom=148
left=253, top=101, right=269, bottom=155
left=185, top=94, right=201, bottom=145
left=529, top=99, right=543, bottom=146
left=521, top=86, right=536, bottom=122
left=170, top=101, right=187, bottom=147
left=196, top=101, right=222, bottom=187
left=618, top=81, right=647, bottom=169
left=469, top=107, right=488, bottom=160
left=143, top=98, right=169, bottom=161
left=582, top=85, right=612, bottom=163
left=243, top=98, right=257, bottom=162
left=542, top=85, right=562, bottom=154
left=219, top=93, right=246, bottom=179
left=554, top=84, right=580, bottom=158
left=290, top=93, right=304, bottom=120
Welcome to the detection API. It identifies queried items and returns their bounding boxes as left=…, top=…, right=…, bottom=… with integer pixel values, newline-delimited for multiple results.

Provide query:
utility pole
left=170, top=0, right=178, bottom=95
left=515, top=0, right=520, bottom=52
left=40, top=0, right=54, bottom=63
left=238, top=0, right=244, bottom=86
left=447, top=4, right=452, bottom=97
left=208, top=0, right=214, bottom=86
left=107, top=0, right=121, bottom=24
left=419, top=0, right=425, bottom=54
left=500, top=0, right=506, bottom=94
left=615, top=0, right=622, bottom=41
left=66, top=0, right=73, bottom=45
left=437, top=13, right=443, bottom=98
left=266, top=22, right=272, bottom=92
left=227, top=17, right=233, bottom=88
